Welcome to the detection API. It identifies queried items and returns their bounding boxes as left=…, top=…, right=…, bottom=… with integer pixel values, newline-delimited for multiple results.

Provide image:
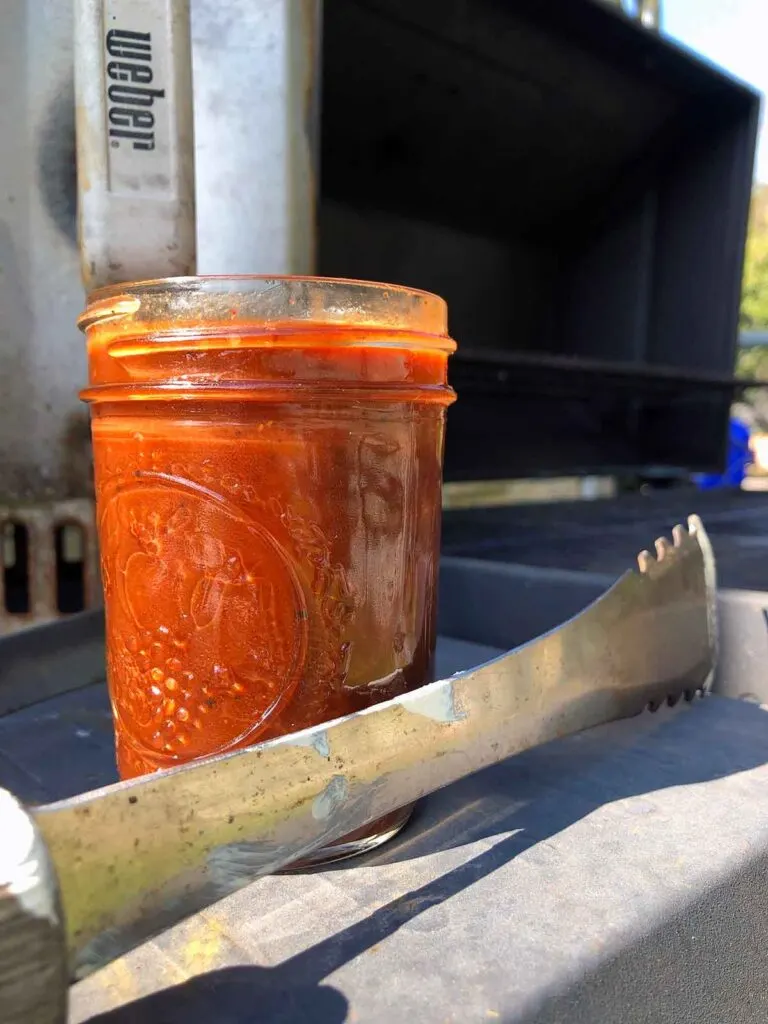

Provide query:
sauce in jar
left=80, top=277, right=456, bottom=861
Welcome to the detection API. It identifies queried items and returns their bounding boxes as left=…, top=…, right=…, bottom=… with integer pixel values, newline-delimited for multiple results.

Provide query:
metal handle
left=0, top=789, right=67, bottom=1024
left=75, top=0, right=196, bottom=290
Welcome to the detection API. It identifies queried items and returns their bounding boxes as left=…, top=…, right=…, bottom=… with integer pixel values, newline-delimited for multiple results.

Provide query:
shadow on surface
left=84, top=970, right=350, bottom=1024
left=83, top=828, right=544, bottom=1024
left=83, top=698, right=768, bottom=1023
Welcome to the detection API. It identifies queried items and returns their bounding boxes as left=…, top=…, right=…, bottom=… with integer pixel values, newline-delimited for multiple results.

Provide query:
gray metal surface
left=0, top=609, right=105, bottom=718
left=2, top=642, right=766, bottom=1023
left=0, top=527, right=763, bottom=1022
left=0, top=0, right=88, bottom=501
left=3, top=634, right=767, bottom=1024
left=25, top=515, right=711, bottom=981
left=191, top=0, right=319, bottom=276
left=64, top=695, right=768, bottom=1024
left=442, top=489, right=768, bottom=591
left=716, top=588, right=768, bottom=706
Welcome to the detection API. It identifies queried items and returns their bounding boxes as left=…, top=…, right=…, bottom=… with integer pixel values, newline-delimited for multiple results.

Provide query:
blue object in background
left=695, top=417, right=753, bottom=490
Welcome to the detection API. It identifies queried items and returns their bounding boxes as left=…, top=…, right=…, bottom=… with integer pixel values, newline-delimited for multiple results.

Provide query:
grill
left=0, top=4, right=765, bottom=1022
left=0, top=499, right=98, bottom=636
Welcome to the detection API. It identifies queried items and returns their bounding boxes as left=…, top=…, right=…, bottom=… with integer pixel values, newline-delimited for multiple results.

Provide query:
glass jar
left=79, top=276, right=456, bottom=862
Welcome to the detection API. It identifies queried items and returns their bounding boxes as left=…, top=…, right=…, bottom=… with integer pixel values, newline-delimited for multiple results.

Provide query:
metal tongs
left=1, top=516, right=716, bottom=1023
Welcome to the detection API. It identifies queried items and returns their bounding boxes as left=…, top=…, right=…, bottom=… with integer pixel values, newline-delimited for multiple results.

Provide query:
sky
left=665, top=0, right=768, bottom=181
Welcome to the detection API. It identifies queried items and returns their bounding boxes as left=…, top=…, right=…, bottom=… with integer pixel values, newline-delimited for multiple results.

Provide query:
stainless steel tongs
left=0, top=516, right=716, bottom=1024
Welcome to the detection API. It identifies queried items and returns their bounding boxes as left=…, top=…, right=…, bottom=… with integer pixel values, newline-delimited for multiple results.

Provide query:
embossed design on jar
left=96, top=449, right=359, bottom=682
left=201, top=462, right=358, bottom=696
left=99, top=472, right=309, bottom=763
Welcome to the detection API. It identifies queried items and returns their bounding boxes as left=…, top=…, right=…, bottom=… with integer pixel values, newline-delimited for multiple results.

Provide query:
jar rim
left=79, top=275, right=450, bottom=338
left=85, top=274, right=445, bottom=305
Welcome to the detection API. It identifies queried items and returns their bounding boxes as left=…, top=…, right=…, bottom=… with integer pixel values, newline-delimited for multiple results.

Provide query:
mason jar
left=80, top=275, right=456, bottom=862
